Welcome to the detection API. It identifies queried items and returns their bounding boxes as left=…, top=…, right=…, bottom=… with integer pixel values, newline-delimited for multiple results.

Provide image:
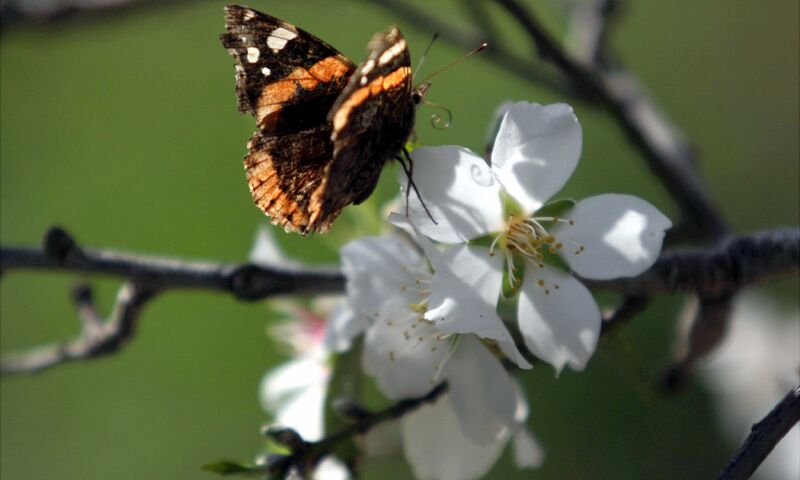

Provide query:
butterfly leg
left=398, top=148, right=437, bottom=225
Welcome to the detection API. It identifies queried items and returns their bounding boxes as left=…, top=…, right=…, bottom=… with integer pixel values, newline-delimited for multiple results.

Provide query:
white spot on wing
left=247, top=47, right=260, bottom=63
left=362, top=59, right=375, bottom=75
left=243, top=10, right=257, bottom=20
left=261, top=67, right=271, bottom=76
left=268, top=37, right=288, bottom=51
left=267, top=27, right=298, bottom=51
left=359, top=76, right=368, bottom=86
left=378, top=39, right=407, bottom=65
left=272, top=27, right=298, bottom=40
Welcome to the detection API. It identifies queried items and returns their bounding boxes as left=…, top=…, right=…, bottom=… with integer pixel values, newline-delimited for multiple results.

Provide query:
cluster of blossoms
left=258, top=102, right=671, bottom=479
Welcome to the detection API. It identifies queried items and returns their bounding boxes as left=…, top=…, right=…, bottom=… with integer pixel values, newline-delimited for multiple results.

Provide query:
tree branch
left=717, top=385, right=800, bottom=480
left=586, top=228, right=800, bottom=296
left=492, top=0, right=729, bottom=241
left=564, top=0, right=621, bottom=67
left=0, top=282, right=157, bottom=375
left=1, top=226, right=345, bottom=300
left=0, top=226, right=345, bottom=376
left=226, top=383, right=449, bottom=478
left=3, top=227, right=796, bottom=376
left=0, top=0, right=197, bottom=26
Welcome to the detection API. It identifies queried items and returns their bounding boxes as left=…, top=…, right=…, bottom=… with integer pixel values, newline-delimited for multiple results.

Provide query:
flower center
left=491, top=214, right=582, bottom=288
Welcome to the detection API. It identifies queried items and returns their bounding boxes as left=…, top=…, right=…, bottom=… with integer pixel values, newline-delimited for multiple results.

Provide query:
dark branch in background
left=586, top=228, right=800, bottom=296
left=717, top=385, right=800, bottom=480
left=564, top=0, right=621, bottom=67
left=490, top=0, right=729, bottom=241
left=2, top=227, right=797, bottom=377
left=1, top=226, right=344, bottom=300
left=589, top=227, right=799, bottom=391
left=368, top=0, right=570, bottom=96
left=0, top=0, right=195, bottom=27
left=0, top=226, right=344, bottom=377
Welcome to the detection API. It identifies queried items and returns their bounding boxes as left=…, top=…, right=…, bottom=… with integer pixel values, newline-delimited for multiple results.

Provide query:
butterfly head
left=411, top=81, right=432, bottom=107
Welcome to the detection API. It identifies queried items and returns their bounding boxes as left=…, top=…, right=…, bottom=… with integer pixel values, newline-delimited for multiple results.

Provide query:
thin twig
left=267, top=383, right=449, bottom=477
left=717, top=385, right=800, bottom=480
left=0, top=282, right=157, bottom=375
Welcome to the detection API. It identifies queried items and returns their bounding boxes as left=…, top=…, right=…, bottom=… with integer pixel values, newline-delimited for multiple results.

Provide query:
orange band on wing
left=309, top=56, right=352, bottom=83
left=382, top=66, right=410, bottom=89
left=331, top=67, right=411, bottom=135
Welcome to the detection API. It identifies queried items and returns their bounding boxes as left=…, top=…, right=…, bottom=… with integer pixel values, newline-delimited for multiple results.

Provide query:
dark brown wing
left=221, top=5, right=356, bottom=234
left=307, top=26, right=416, bottom=232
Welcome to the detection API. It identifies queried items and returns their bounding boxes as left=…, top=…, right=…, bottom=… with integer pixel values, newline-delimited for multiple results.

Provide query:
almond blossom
left=402, top=102, right=672, bottom=373
left=340, top=224, right=541, bottom=479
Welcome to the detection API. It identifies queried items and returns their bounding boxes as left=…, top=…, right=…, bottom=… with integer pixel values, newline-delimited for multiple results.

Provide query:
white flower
left=340, top=228, right=529, bottom=447
left=402, top=102, right=671, bottom=373
left=700, top=292, right=800, bottom=480
left=402, top=383, right=543, bottom=480
left=251, top=226, right=359, bottom=478
left=257, top=302, right=358, bottom=479
left=258, top=298, right=364, bottom=440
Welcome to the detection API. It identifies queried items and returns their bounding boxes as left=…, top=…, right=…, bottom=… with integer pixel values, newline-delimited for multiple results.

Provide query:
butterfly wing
left=307, top=26, right=416, bottom=232
left=221, top=5, right=356, bottom=234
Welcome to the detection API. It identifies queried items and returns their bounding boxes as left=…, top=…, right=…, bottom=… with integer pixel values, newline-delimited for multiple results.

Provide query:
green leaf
left=201, top=460, right=267, bottom=477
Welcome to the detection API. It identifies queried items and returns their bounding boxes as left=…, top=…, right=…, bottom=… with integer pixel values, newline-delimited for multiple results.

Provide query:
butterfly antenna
left=398, top=148, right=437, bottom=225
left=413, top=32, right=440, bottom=81
left=423, top=100, right=452, bottom=129
left=417, top=42, right=488, bottom=84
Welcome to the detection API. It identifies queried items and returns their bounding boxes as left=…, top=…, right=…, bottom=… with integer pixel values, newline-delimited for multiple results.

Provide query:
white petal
left=387, top=212, right=443, bottom=264
left=322, top=301, right=368, bottom=353
left=259, top=357, right=328, bottom=441
left=362, top=299, right=451, bottom=399
left=402, top=146, right=504, bottom=243
left=249, top=225, right=302, bottom=268
left=273, top=382, right=327, bottom=442
left=491, top=103, right=583, bottom=214
left=402, top=393, right=507, bottom=480
left=552, top=194, right=672, bottom=280
left=340, top=236, right=424, bottom=317
left=513, top=428, right=545, bottom=469
left=259, top=357, right=327, bottom=410
left=518, top=265, right=601, bottom=374
left=424, top=244, right=532, bottom=369
left=313, top=456, right=351, bottom=480
left=425, top=245, right=502, bottom=335
left=445, top=335, right=517, bottom=444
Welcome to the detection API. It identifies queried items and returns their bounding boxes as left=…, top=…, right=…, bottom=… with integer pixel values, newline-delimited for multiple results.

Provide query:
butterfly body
left=221, top=5, right=425, bottom=234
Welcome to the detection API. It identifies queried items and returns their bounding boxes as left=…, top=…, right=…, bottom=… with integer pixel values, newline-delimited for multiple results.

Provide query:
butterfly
left=221, top=4, right=430, bottom=234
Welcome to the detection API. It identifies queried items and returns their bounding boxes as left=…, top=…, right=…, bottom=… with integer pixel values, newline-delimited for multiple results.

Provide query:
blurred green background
left=1, top=1, right=797, bottom=478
